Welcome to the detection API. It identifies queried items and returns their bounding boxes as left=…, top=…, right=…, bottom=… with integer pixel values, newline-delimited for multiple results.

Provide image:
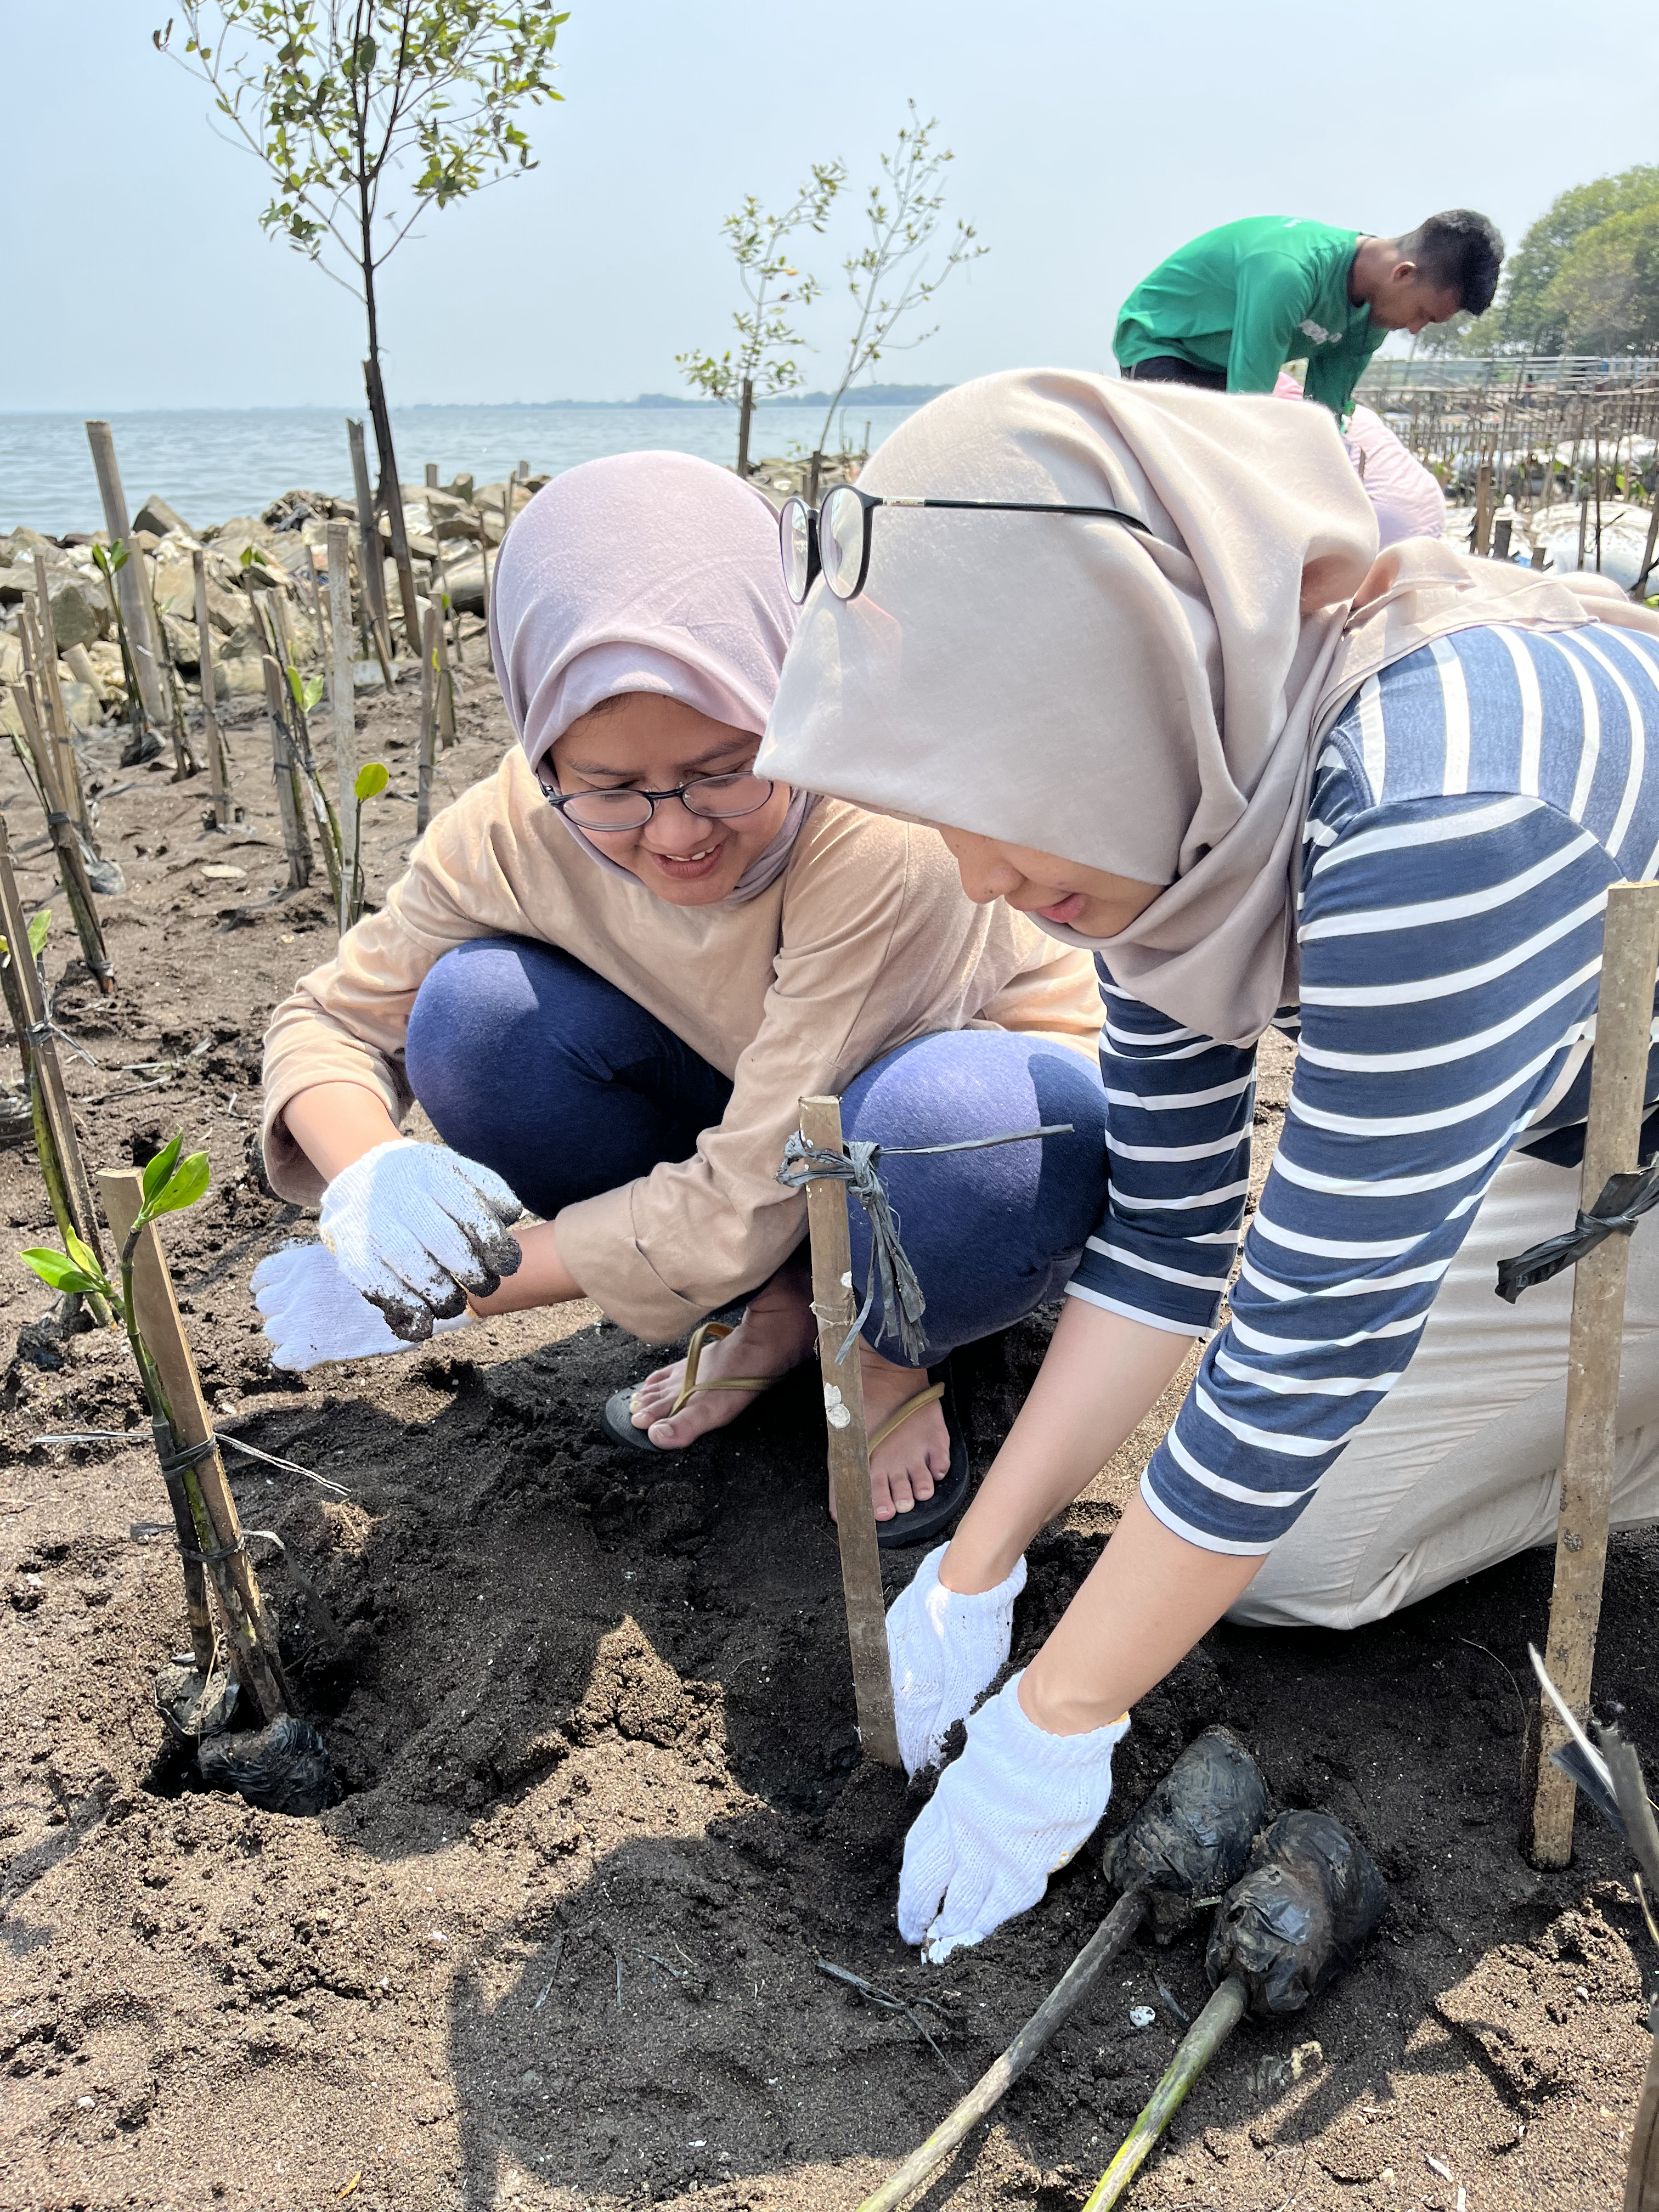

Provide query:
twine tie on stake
left=777, top=1122, right=1073, bottom=1366
left=1496, top=1154, right=1659, bottom=1301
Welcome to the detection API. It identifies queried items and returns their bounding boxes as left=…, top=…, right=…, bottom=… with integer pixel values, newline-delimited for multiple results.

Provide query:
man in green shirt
left=1114, top=211, right=1503, bottom=419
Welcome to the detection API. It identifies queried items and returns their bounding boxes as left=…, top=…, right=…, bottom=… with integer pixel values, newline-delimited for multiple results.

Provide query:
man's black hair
left=1400, top=210, right=1505, bottom=315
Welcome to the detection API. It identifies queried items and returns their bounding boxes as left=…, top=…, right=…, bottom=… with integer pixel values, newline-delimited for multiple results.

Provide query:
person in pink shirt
left=1274, top=369, right=1445, bottom=545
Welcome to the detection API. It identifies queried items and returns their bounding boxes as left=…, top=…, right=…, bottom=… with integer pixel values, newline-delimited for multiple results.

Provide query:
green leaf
left=19, top=1248, right=101, bottom=1296
left=149, top=1151, right=211, bottom=1217
left=27, top=911, right=50, bottom=959
left=354, top=760, right=389, bottom=803
left=64, top=1228, right=101, bottom=1279
left=301, top=673, right=325, bottom=712
left=141, top=1131, right=185, bottom=1207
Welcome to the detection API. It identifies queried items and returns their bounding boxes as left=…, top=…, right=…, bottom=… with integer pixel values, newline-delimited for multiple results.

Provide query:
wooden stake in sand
left=326, top=521, right=358, bottom=934
left=26, top=558, right=97, bottom=850
left=796, top=1095, right=900, bottom=1768
left=416, top=604, right=439, bottom=836
left=1526, top=881, right=1659, bottom=1867
left=83, top=420, right=167, bottom=729
left=98, top=1167, right=291, bottom=1722
left=192, top=550, right=230, bottom=826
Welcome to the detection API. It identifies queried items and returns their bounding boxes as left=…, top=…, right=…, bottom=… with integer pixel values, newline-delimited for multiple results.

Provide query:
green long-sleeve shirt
left=1114, top=217, right=1386, bottom=419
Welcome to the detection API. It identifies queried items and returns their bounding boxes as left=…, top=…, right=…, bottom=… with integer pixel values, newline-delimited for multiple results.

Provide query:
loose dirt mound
left=2, top=683, right=1654, bottom=2210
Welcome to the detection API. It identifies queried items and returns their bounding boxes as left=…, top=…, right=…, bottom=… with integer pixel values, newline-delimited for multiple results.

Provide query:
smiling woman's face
left=543, top=693, right=792, bottom=907
left=935, top=825, right=1163, bottom=937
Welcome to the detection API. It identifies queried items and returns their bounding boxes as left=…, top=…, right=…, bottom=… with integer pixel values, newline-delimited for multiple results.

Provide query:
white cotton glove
left=898, top=1672, right=1131, bottom=1963
left=252, top=1242, right=475, bottom=1372
left=318, top=1138, right=522, bottom=1341
left=887, top=1544, right=1027, bottom=1779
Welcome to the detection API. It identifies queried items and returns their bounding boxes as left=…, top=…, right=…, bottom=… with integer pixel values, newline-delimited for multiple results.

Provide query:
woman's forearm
left=1018, top=1489, right=1262, bottom=1733
left=284, top=1080, right=404, bottom=1183
left=468, top=1220, right=585, bottom=1312
left=941, top=1296, right=1195, bottom=1594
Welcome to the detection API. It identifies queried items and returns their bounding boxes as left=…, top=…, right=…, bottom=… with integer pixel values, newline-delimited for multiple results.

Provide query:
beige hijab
left=759, top=369, right=1659, bottom=1045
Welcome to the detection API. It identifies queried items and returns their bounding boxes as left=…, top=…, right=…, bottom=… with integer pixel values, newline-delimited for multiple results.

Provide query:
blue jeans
left=405, top=937, right=1109, bottom=1360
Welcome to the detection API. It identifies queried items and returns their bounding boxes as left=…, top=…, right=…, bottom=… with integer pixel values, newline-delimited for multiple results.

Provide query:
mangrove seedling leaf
left=64, top=1228, right=103, bottom=1283
left=27, top=911, right=50, bottom=959
left=142, top=1132, right=185, bottom=1206
left=354, top=761, right=390, bottom=802
left=19, top=1248, right=101, bottom=1296
left=150, top=1150, right=211, bottom=1217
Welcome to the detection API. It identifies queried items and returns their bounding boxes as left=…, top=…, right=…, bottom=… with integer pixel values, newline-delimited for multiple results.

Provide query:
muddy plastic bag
left=1102, top=1726, right=1269, bottom=1938
left=196, top=1714, right=337, bottom=1816
left=1206, top=1810, right=1386, bottom=2014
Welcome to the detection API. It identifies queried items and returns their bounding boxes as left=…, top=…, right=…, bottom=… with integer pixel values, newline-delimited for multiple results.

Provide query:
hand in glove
left=898, top=1673, right=1130, bottom=1963
left=318, top=1139, right=522, bottom=1341
left=887, top=1544, right=1026, bottom=1778
left=252, top=1242, right=475, bottom=1373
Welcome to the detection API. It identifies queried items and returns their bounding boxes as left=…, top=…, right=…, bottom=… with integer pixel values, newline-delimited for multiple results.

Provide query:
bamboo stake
left=26, top=561, right=93, bottom=849
left=132, top=539, right=198, bottom=779
left=1527, top=881, right=1659, bottom=1867
left=433, top=568, right=457, bottom=747
left=192, top=550, right=230, bottom=826
left=1628, top=2038, right=1659, bottom=2211
left=347, top=416, right=396, bottom=678
left=8, top=684, right=114, bottom=996
left=99, top=1168, right=291, bottom=1721
left=263, top=652, right=313, bottom=891
left=0, top=814, right=108, bottom=1305
left=326, top=521, right=357, bottom=935
left=83, top=420, right=166, bottom=728
left=435, top=540, right=465, bottom=668
left=1082, top=1976, right=1249, bottom=2210
left=858, top=1889, right=1148, bottom=2212
left=15, top=603, right=89, bottom=859
left=798, top=1094, right=900, bottom=1768
left=261, top=597, right=342, bottom=911
left=415, top=605, right=438, bottom=835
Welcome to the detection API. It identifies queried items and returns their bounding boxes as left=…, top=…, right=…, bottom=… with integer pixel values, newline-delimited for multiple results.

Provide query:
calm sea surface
left=0, top=403, right=924, bottom=535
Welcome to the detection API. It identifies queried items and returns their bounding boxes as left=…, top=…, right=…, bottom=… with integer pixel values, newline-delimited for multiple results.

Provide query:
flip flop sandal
left=602, top=1318, right=780, bottom=1453
left=867, top=1364, right=971, bottom=1551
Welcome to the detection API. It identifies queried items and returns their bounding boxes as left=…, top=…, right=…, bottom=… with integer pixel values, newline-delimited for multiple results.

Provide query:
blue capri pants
left=404, top=937, right=1109, bottom=1362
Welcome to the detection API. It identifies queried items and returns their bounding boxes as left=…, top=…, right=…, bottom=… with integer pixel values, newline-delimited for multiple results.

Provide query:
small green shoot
left=345, top=761, right=390, bottom=929
left=0, top=910, right=52, bottom=964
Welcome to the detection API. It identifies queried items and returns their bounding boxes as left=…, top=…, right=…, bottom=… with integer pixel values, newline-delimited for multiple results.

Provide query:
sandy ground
left=1, top=669, right=1655, bottom=2212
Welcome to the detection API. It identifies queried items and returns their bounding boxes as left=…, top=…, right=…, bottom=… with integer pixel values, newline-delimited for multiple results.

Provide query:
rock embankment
left=0, top=470, right=548, bottom=737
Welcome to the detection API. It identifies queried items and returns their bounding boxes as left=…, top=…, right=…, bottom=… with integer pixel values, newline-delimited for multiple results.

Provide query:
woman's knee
left=841, top=1031, right=1109, bottom=1355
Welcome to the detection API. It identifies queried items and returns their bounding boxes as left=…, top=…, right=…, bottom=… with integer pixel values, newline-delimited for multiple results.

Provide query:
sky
left=5, top=0, right=1659, bottom=413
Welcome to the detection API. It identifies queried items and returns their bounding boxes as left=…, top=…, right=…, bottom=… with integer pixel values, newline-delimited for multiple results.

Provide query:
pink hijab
left=488, top=450, right=809, bottom=900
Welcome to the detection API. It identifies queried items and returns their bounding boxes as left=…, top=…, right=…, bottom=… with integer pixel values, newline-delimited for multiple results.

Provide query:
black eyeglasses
left=537, top=767, right=776, bottom=833
left=780, top=482, right=1153, bottom=604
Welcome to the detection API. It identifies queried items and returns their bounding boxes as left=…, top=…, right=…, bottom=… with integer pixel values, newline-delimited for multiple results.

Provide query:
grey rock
left=133, top=494, right=193, bottom=539
left=38, top=573, right=110, bottom=652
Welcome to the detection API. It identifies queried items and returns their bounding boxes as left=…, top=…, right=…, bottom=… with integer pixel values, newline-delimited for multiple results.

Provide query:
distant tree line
left=1424, top=165, right=1659, bottom=357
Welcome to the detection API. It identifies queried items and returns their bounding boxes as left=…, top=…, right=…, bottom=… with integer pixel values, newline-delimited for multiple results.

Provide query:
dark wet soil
left=2, top=672, right=1654, bottom=2211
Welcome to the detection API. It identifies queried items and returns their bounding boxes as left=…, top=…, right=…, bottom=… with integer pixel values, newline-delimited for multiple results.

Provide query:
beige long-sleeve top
left=262, top=751, right=1104, bottom=1341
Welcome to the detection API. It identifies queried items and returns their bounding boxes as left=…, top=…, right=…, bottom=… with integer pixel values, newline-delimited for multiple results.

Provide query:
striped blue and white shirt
left=1069, top=620, right=1659, bottom=1555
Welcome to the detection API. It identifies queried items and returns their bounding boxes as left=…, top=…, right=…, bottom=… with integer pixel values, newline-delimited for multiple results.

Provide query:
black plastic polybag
left=1206, top=1809, right=1386, bottom=2014
left=1102, top=1726, right=1269, bottom=1937
left=196, top=1714, right=337, bottom=1816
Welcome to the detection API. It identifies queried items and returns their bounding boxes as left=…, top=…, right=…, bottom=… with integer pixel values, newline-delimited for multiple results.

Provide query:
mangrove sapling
left=0, top=852, right=111, bottom=1331
left=21, top=1136, right=291, bottom=1725
left=677, top=162, right=846, bottom=475
left=814, top=104, right=986, bottom=460
left=346, top=762, right=390, bottom=928
left=133, top=540, right=199, bottom=778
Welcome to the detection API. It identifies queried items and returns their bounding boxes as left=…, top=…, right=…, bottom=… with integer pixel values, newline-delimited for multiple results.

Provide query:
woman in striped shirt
left=759, top=369, right=1659, bottom=1961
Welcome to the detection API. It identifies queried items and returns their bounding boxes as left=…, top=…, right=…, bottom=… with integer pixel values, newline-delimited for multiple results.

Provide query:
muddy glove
left=898, top=1672, right=1130, bottom=1963
left=318, top=1138, right=522, bottom=1341
left=252, top=1243, right=474, bottom=1373
left=887, top=1544, right=1026, bottom=1779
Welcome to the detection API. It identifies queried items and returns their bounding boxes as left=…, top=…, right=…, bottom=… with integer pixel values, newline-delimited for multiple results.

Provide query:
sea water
left=0, top=402, right=925, bottom=535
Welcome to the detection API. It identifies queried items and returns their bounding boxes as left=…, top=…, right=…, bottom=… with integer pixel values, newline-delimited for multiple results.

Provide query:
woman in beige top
left=254, top=452, right=1106, bottom=1544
